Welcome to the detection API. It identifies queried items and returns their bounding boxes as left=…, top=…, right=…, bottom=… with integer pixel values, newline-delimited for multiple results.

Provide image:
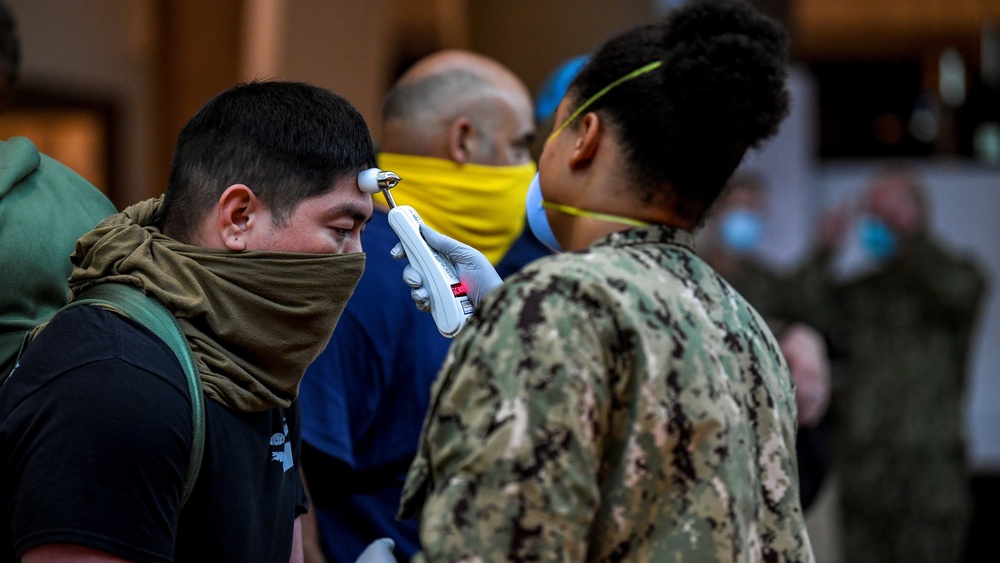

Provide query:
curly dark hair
left=565, top=0, right=789, bottom=222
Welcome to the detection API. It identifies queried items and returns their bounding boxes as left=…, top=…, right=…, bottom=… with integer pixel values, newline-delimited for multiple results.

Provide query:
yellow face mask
left=374, top=153, right=536, bottom=264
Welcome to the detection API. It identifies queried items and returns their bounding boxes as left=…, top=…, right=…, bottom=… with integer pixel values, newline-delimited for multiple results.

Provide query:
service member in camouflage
left=786, top=166, right=987, bottom=563
left=394, top=1, right=815, bottom=560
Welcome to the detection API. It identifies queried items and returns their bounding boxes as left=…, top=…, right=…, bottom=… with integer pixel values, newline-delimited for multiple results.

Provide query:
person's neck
left=561, top=179, right=692, bottom=250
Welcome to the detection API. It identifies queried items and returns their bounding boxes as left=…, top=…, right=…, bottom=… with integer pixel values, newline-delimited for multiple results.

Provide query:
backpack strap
left=67, top=283, right=205, bottom=508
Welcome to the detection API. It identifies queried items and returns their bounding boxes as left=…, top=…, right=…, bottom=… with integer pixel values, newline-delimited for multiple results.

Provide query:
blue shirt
left=299, top=210, right=549, bottom=562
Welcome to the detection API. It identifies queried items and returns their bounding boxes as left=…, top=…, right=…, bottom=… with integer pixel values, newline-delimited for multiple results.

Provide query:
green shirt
left=0, top=137, right=117, bottom=376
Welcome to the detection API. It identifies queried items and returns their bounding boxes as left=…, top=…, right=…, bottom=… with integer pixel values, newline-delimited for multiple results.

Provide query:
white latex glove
left=391, top=223, right=503, bottom=312
left=353, top=538, right=397, bottom=563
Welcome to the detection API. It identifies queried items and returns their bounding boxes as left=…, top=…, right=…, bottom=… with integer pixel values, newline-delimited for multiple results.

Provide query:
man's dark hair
left=566, top=0, right=790, bottom=222
left=162, top=80, right=376, bottom=242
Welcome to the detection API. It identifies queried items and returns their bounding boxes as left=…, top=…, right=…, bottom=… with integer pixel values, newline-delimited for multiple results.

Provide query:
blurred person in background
left=697, top=171, right=831, bottom=512
left=297, top=49, right=549, bottom=563
left=0, top=0, right=117, bottom=378
left=530, top=54, right=589, bottom=161
left=787, top=164, right=988, bottom=563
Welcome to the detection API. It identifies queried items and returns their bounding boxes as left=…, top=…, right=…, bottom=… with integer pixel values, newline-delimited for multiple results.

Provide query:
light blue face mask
left=526, top=172, right=562, bottom=253
left=720, top=209, right=764, bottom=254
left=857, top=216, right=897, bottom=261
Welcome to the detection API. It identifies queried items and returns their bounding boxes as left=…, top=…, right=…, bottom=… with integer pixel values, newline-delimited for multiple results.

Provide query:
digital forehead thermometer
left=358, top=168, right=474, bottom=338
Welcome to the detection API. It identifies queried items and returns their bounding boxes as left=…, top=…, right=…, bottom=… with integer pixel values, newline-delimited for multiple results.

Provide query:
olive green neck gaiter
left=69, top=196, right=365, bottom=412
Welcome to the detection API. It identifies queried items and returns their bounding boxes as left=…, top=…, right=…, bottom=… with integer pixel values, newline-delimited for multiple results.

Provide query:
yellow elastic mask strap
left=548, top=60, right=663, bottom=142
left=374, top=153, right=536, bottom=264
left=540, top=60, right=662, bottom=229
left=542, top=200, right=650, bottom=228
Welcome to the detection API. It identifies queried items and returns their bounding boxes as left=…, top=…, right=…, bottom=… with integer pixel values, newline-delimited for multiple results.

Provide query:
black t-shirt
left=0, top=305, right=307, bottom=562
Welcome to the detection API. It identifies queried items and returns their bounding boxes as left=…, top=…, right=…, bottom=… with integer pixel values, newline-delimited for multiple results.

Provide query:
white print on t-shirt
left=269, top=418, right=293, bottom=472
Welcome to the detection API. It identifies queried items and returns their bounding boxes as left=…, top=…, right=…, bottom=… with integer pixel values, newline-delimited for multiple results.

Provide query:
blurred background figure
left=297, top=49, right=546, bottom=563
left=787, top=164, right=988, bottom=563
left=697, top=170, right=832, bottom=512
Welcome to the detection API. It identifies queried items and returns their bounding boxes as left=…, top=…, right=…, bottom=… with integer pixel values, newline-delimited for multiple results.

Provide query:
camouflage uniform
left=701, top=256, right=831, bottom=511
left=400, top=226, right=815, bottom=562
left=787, top=233, right=987, bottom=563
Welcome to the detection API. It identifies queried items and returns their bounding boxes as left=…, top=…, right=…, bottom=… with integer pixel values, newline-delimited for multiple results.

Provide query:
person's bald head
left=380, top=49, right=535, bottom=166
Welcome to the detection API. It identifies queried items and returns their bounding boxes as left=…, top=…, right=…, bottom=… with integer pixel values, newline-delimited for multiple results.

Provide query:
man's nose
left=345, top=239, right=363, bottom=254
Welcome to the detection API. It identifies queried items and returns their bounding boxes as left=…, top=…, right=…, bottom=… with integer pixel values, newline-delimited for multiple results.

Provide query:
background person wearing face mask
left=698, top=171, right=786, bottom=317
left=785, top=164, right=988, bottom=563
left=393, top=1, right=813, bottom=559
left=696, top=171, right=832, bottom=512
left=297, top=49, right=547, bottom=563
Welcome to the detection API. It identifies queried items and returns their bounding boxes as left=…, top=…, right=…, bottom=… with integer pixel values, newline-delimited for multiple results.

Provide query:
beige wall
left=278, top=0, right=393, bottom=137
left=6, top=0, right=156, bottom=207
left=7, top=0, right=999, bottom=206
left=6, top=0, right=465, bottom=202
left=468, top=0, right=653, bottom=95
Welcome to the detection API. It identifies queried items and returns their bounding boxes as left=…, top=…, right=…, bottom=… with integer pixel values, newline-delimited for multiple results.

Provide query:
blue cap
left=535, top=55, right=589, bottom=122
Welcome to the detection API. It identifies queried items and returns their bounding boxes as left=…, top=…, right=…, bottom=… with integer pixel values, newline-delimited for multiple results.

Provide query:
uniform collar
left=591, top=224, right=695, bottom=252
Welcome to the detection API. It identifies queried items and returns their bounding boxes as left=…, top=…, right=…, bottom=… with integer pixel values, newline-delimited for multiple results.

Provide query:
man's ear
left=447, top=117, right=474, bottom=164
left=567, top=112, right=602, bottom=171
left=215, top=184, right=259, bottom=251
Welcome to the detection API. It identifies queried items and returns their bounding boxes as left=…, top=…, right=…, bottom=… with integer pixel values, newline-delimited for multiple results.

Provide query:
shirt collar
left=591, top=224, right=696, bottom=252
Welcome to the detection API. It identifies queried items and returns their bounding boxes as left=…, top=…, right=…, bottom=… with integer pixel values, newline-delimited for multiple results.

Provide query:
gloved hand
left=391, top=223, right=503, bottom=312
left=353, top=538, right=397, bottom=563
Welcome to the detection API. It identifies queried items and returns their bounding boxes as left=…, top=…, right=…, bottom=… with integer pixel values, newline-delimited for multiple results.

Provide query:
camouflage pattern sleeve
left=775, top=249, right=837, bottom=337
left=903, top=233, right=988, bottom=385
left=401, top=227, right=813, bottom=563
left=905, top=233, right=987, bottom=327
left=403, top=261, right=612, bottom=561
